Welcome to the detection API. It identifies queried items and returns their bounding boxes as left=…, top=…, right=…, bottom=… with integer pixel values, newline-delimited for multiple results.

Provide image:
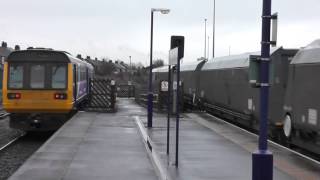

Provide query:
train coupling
left=30, top=118, right=41, bottom=129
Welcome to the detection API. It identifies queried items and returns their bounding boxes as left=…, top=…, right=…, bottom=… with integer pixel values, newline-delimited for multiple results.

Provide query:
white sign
left=161, top=81, right=168, bottom=92
left=111, top=80, right=116, bottom=86
left=173, top=81, right=177, bottom=90
left=172, top=81, right=182, bottom=90
left=248, top=98, right=253, bottom=110
left=169, top=47, right=178, bottom=65
left=308, top=109, right=317, bottom=125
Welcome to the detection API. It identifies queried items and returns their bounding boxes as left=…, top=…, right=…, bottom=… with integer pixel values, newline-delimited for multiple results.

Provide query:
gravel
left=0, top=118, right=23, bottom=148
left=0, top=117, right=53, bottom=180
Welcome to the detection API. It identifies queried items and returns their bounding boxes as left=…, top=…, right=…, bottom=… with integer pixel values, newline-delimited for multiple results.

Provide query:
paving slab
left=9, top=99, right=158, bottom=180
left=139, top=111, right=320, bottom=180
left=9, top=99, right=320, bottom=180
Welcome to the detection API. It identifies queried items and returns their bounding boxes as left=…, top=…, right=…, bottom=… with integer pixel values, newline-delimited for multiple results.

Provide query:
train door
left=73, top=64, right=77, bottom=102
left=86, top=67, right=90, bottom=95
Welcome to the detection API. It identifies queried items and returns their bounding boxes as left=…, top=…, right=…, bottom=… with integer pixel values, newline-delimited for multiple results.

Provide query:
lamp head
left=160, top=9, right=170, bottom=14
left=152, top=8, right=170, bottom=14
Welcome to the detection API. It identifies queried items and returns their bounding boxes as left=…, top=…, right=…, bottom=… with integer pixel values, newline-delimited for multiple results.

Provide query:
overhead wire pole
left=252, top=0, right=273, bottom=179
left=212, top=0, right=215, bottom=58
left=129, top=56, right=131, bottom=71
left=204, top=18, right=207, bottom=59
left=207, top=36, right=210, bottom=59
left=129, top=56, right=132, bottom=81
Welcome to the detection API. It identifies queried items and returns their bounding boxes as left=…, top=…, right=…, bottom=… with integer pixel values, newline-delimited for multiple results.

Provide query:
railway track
left=0, top=112, right=10, bottom=120
left=0, top=133, right=26, bottom=152
left=0, top=132, right=52, bottom=180
left=206, top=112, right=320, bottom=165
left=0, top=107, right=10, bottom=120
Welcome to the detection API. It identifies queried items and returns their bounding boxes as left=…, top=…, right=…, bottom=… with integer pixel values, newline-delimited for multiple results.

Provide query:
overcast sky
left=0, top=0, right=319, bottom=65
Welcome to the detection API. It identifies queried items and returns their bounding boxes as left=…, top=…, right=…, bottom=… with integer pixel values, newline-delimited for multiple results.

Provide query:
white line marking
left=134, top=116, right=171, bottom=180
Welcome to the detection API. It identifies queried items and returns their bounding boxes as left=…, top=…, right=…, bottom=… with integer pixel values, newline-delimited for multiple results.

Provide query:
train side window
left=77, top=65, right=81, bottom=82
left=30, top=64, right=45, bottom=88
left=52, top=64, right=67, bottom=89
left=9, top=64, right=24, bottom=89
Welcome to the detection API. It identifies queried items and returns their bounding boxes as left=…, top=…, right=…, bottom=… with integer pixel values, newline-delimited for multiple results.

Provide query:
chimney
left=86, top=56, right=90, bottom=60
left=115, top=61, right=118, bottom=64
left=77, top=54, right=82, bottom=59
left=1, top=42, right=7, bottom=48
left=95, top=57, right=98, bottom=61
left=15, top=45, right=20, bottom=51
left=109, top=60, right=112, bottom=63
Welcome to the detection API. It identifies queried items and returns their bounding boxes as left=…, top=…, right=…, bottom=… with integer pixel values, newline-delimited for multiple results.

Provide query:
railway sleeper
left=203, top=102, right=254, bottom=129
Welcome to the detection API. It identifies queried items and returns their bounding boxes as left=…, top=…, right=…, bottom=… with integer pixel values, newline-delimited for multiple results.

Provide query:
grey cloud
left=0, top=0, right=319, bottom=64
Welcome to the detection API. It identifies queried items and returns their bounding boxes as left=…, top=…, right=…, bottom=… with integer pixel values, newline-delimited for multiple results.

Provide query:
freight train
left=153, top=40, right=320, bottom=154
left=2, top=48, right=94, bottom=131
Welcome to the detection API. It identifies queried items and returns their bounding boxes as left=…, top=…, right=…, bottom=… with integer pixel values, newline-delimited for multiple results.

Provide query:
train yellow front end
left=2, top=49, right=94, bottom=131
left=3, top=63, right=74, bottom=113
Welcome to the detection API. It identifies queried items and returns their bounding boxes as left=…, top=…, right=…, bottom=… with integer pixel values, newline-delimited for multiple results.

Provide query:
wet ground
left=7, top=99, right=320, bottom=180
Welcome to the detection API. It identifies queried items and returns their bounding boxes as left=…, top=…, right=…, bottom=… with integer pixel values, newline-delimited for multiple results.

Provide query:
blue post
left=175, top=59, right=180, bottom=167
left=147, top=11, right=154, bottom=128
left=167, top=65, right=171, bottom=155
left=252, top=0, right=273, bottom=180
left=170, top=36, right=184, bottom=167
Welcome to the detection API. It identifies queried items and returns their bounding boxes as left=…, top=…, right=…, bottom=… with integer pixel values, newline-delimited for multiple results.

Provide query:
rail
left=0, top=133, right=26, bottom=152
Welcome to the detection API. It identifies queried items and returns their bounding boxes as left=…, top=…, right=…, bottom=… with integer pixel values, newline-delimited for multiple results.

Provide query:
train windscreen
left=8, top=63, right=67, bottom=90
left=30, top=64, right=45, bottom=88
left=9, top=64, right=24, bottom=89
left=51, top=64, right=67, bottom=89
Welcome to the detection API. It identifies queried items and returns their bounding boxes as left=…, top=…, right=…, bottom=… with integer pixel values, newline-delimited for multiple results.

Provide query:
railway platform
left=139, top=112, right=320, bottom=180
left=9, top=99, right=320, bottom=180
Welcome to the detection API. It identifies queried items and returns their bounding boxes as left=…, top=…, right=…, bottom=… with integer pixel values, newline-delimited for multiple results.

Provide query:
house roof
left=0, top=46, right=13, bottom=57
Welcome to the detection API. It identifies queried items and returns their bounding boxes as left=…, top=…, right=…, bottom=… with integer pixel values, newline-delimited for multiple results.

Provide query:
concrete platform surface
left=9, top=99, right=158, bottom=180
left=139, top=111, right=320, bottom=180
left=9, top=99, right=320, bottom=180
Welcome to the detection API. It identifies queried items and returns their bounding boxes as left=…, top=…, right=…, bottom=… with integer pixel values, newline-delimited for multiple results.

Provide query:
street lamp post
left=147, top=8, right=170, bottom=128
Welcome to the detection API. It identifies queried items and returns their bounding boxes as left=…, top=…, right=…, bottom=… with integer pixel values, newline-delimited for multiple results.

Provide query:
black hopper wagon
left=153, top=40, right=320, bottom=154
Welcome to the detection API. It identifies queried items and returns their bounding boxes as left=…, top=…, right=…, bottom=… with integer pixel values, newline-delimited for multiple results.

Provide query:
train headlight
left=7, top=93, right=21, bottom=99
left=54, top=93, right=67, bottom=100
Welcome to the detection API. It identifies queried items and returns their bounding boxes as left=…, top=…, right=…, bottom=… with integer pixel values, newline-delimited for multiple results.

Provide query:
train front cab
left=3, top=60, right=75, bottom=131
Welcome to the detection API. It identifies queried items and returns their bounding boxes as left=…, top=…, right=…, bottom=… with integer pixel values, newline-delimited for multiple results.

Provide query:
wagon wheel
left=283, top=114, right=292, bottom=138
left=279, top=114, right=293, bottom=147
